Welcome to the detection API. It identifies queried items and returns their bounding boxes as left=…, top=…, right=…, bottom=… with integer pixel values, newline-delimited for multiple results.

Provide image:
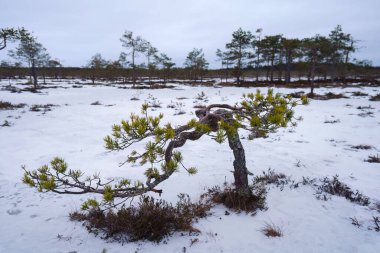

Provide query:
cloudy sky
left=1, top=0, right=379, bottom=68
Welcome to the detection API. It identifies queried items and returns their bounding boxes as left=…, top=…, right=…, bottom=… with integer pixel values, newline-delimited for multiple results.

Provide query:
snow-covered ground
left=0, top=79, right=379, bottom=253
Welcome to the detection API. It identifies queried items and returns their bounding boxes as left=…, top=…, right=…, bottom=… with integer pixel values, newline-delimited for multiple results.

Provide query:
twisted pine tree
left=23, top=89, right=308, bottom=209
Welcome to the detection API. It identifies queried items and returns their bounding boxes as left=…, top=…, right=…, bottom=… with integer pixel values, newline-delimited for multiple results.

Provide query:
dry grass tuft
left=260, top=222, right=283, bottom=237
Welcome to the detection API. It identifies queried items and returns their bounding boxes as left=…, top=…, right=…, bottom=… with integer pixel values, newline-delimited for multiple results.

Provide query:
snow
left=0, top=79, right=379, bottom=253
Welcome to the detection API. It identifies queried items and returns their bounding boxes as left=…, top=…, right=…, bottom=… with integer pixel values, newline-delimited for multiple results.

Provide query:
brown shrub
left=317, top=176, right=370, bottom=206
left=369, top=93, right=380, bottom=101
left=260, top=222, right=283, bottom=237
left=70, top=194, right=211, bottom=243
left=204, top=185, right=266, bottom=213
left=0, top=101, right=26, bottom=110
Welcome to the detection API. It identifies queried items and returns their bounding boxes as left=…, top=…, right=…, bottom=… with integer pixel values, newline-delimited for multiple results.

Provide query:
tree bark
left=227, top=131, right=250, bottom=195
left=31, top=60, right=38, bottom=90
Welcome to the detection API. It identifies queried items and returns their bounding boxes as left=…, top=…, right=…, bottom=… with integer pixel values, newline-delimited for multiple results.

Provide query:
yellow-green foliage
left=234, top=89, right=307, bottom=139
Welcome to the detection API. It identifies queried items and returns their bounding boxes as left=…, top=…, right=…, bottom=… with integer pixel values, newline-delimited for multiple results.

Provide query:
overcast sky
left=1, top=0, right=379, bottom=68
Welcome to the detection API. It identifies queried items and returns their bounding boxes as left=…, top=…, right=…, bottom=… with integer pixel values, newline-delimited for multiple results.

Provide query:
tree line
left=0, top=26, right=378, bottom=89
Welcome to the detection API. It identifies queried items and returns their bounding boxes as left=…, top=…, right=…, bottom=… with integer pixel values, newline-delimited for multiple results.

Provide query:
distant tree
left=0, top=27, right=29, bottom=50
left=251, top=28, right=263, bottom=82
left=8, top=34, right=49, bottom=89
left=154, top=53, right=175, bottom=83
left=87, top=53, right=109, bottom=84
left=106, top=60, right=123, bottom=69
left=39, top=52, right=52, bottom=84
left=120, top=31, right=147, bottom=86
left=216, top=49, right=233, bottom=83
left=226, top=28, right=253, bottom=84
left=144, top=41, right=158, bottom=83
left=88, top=53, right=109, bottom=69
left=282, top=38, right=301, bottom=83
left=216, top=49, right=225, bottom=82
left=260, top=35, right=283, bottom=82
left=184, top=48, right=209, bottom=82
left=328, top=25, right=355, bottom=81
left=47, top=58, right=62, bottom=79
left=302, top=35, right=331, bottom=95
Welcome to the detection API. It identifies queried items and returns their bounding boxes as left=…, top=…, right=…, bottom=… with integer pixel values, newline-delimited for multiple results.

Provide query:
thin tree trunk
left=310, top=61, right=316, bottom=96
left=31, top=60, right=37, bottom=89
left=227, top=131, right=249, bottom=195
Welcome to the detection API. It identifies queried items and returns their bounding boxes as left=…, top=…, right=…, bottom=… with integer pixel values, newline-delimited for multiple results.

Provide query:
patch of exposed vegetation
left=288, top=91, right=305, bottom=98
left=349, top=217, right=362, bottom=228
left=311, top=92, right=348, bottom=100
left=29, top=104, right=58, bottom=113
left=253, top=169, right=290, bottom=190
left=91, top=101, right=102, bottom=105
left=146, top=94, right=162, bottom=108
left=132, top=84, right=175, bottom=89
left=351, top=91, right=368, bottom=97
left=351, top=144, right=372, bottom=150
left=203, top=184, right=267, bottom=213
left=316, top=176, right=370, bottom=206
left=357, top=105, right=373, bottom=110
left=1, top=120, right=12, bottom=127
left=0, top=101, right=26, bottom=110
left=358, top=111, right=374, bottom=117
left=324, top=119, right=340, bottom=124
left=371, top=216, right=380, bottom=232
left=260, top=222, right=283, bottom=237
left=70, top=194, right=211, bottom=243
left=167, top=101, right=186, bottom=115
left=365, top=154, right=380, bottom=163
left=369, top=93, right=380, bottom=101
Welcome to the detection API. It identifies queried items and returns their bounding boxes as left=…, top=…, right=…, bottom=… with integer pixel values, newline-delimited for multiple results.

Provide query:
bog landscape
left=1, top=1, right=380, bottom=253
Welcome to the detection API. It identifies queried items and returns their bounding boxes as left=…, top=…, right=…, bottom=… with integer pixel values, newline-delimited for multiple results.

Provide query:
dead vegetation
left=351, top=91, right=368, bottom=97
left=324, top=119, right=340, bottom=124
left=253, top=169, right=290, bottom=190
left=167, top=101, right=186, bottom=115
left=316, top=176, right=370, bottom=206
left=70, top=194, right=211, bottom=243
left=29, top=104, right=58, bottom=113
left=369, top=93, right=380, bottom=101
left=260, top=222, right=283, bottom=237
left=349, top=217, right=362, bottom=228
left=371, top=216, right=380, bottom=232
left=365, top=154, right=380, bottom=163
left=356, top=105, right=373, bottom=110
left=1, top=120, right=12, bottom=127
left=203, top=184, right=267, bottom=213
left=0, top=101, right=26, bottom=110
left=351, top=144, right=372, bottom=150
left=289, top=91, right=348, bottom=100
left=311, top=92, right=348, bottom=100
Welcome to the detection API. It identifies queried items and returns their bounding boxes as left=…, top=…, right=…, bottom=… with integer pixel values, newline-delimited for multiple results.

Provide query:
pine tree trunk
left=31, top=60, right=38, bottom=90
left=227, top=131, right=250, bottom=195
